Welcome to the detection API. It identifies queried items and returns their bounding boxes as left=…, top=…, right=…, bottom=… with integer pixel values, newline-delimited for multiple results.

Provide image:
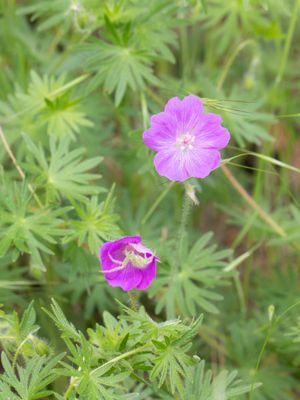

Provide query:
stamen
left=176, top=132, right=195, bottom=150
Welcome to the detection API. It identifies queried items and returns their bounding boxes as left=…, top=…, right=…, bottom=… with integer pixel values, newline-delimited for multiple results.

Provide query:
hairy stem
left=175, top=186, right=192, bottom=272
left=128, top=291, right=139, bottom=312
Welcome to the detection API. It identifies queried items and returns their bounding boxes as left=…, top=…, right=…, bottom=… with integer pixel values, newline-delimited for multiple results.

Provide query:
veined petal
left=194, top=114, right=230, bottom=149
left=136, top=259, right=157, bottom=290
left=143, top=95, right=230, bottom=182
left=106, top=265, right=143, bottom=291
left=143, top=126, right=175, bottom=151
left=185, top=148, right=221, bottom=179
left=154, top=149, right=190, bottom=182
left=165, top=95, right=204, bottom=133
left=99, top=236, right=158, bottom=292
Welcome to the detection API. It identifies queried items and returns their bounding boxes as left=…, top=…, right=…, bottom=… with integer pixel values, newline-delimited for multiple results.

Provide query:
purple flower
left=100, top=236, right=159, bottom=292
left=143, top=95, right=230, bottom=182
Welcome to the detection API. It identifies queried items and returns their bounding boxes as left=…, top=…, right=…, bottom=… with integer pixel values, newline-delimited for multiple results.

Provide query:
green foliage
left=184, top=360, right=261, bottom=400
left=63, top=189, right=121, bottom=254
left=150, top=233, right=232, bottom=318
left=23, top=135, right=102, bottom=202
left=0, top=71, right=92, bottom=140
left=0, top=182, right=68, bottom=270
left=0, top=352, right=63, bottom=399
left=0, top=301, right=259, bottom=399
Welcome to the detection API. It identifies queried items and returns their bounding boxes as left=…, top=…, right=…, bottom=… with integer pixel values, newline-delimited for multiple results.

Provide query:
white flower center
left=176, top=133, right=195, bottom=150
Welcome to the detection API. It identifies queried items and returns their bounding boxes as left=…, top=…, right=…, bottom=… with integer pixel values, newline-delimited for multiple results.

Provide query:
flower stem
left=175, top=186, right=192, bottom=271
left=0, top=125, right=42, bottom=208
left=128, top=290, right=139, bottom=311
left=275, top=0, right=299, bottom=85
left=141, top=182, right=174, bottom=226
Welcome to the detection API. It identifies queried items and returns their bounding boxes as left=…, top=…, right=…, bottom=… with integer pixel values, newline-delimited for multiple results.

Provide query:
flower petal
left=185, top=148, right=221, bottom=179
left=194, top=114, right=230, bottom=149
left=164, top=96, right=182, bottom=114
left=154, top=149, right=190, bottom=182
left=136, top=259, right=157, bottom=290
left=143, top=126, right=175, bottom=152
left=181, top=95, right=204, bottom=114
left=106, top=264, right=143, bottom=291
left=130, top=242, right=153, bottom=257
left=100, top=236, right=141, bottom=269
left=164, top=95, right=204, bottom=133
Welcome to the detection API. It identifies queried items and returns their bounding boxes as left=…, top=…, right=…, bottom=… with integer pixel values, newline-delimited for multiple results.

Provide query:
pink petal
left=164, top=97, right=182, bottom=114
left=136, top=259, right=157, bottom=290
left=130, top=242, right=153, bottom=257
left=165, top=95, right=204, bottom=115
left=106, top=265, right=143, bottom=291
left=185, top=148, right=221, bottom=179
left=164, top=95, right=204, bottom=133
left=194, top=114, right=230, bottom=149
left=143, top=126, right=175, bottom=152
left=100, top=236, right=141, bottom=272
left=181, top=95, right=204, bottom=114
left=154, top=149, right=190, bottom=182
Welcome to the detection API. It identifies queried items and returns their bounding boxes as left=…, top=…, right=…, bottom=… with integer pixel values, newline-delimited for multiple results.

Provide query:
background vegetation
left=0, top=0, right=300, bottom=398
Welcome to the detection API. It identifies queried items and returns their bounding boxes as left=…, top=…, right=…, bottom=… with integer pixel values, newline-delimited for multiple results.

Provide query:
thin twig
left=141, top=182, right=175, bottom=225
left=221, top=164, right=286, bottom=238
left=0, top=125, right=42, bottom=207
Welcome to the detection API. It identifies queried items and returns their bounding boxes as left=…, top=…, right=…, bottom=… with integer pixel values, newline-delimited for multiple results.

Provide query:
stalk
left=175, top=185, right=193, bottom=272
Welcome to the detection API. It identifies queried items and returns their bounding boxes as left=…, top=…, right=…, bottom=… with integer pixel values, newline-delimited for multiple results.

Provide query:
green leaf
left=150, top=233, right=232, bottom=318
left=23, top=135, right=102, bottom=202
left=63, top=188, right=121, bottom=254
left=0, top=182, right=69, bottom=270
left=0, top=352, right=64, bottom=399
left=77, top=40, right=160, bottom=105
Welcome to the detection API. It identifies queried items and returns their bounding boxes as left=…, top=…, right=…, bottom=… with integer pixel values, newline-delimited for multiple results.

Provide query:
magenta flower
left=143, top=95, right=230, bottom=182
left=100, top=236, right=159, bottom=291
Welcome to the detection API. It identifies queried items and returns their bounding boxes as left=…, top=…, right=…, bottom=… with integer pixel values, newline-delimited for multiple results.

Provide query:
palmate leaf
left=183, top=360, right=261, bottom=400
left=0, top=352, right=63, bottom=399
left=17, top=0, right=72, bottom=32
left=63, top=187, right=121, bottom=255
left=77, top=365, right=130, bottom=400
left=150, top=317, right=202, bottom=395
left=45, top=300, right=130, bottom=400
left=0, top=182, right=68, bottom=270
left=149, top=232, right=232, bottom=318
left=78, top=39, right=160, bottom=106
left=200, top=0, right=284, bottom=55
left=55, top=246, right=123, bottom=318
left=43, top=298, right=81, bottom=342
left=17, top=0, right=98, bottom=33
left=0, top=302, right=50, bottom=359
left=131, top=1, right=178, bottom=63
left=0, top=71, right=92, bottom=139
left=221, top=92, right=275, bottom=147
left=288, top=318, right=300, bottom=343
left=119, top=302, right=192, bottom=343
left=39, top=94, right=93, bottom=139
left=23, top=135, right=102, bottom=202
